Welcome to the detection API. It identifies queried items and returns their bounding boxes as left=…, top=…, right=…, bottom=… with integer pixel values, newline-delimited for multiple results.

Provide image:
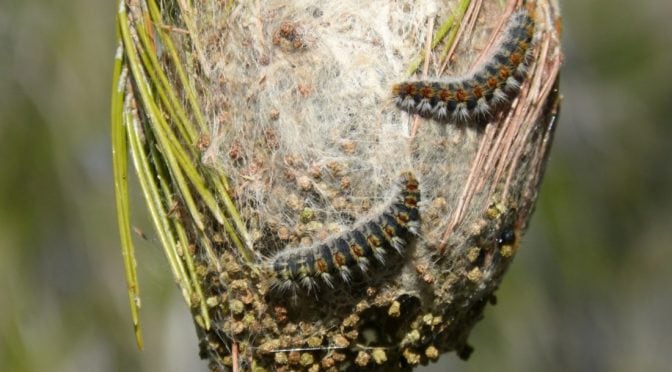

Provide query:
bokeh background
left=1, top=0, right=671, bottom=371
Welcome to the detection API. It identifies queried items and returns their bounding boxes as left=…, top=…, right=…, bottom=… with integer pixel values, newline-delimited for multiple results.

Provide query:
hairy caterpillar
left=269, top=171, right=421, bottom=293
left=392, top=9, right=535, bottom=122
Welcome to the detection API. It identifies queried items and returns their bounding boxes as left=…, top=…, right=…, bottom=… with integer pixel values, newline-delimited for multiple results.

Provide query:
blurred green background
left=1, top=0, right=671, bottom=371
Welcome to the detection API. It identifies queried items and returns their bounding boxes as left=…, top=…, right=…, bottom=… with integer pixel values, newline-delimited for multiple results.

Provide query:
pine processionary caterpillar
left=268, top=171, right=421, bottom=293
left=391, top=9, right=535, bottom=123
left=264, top=8, right=534, bottom=295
